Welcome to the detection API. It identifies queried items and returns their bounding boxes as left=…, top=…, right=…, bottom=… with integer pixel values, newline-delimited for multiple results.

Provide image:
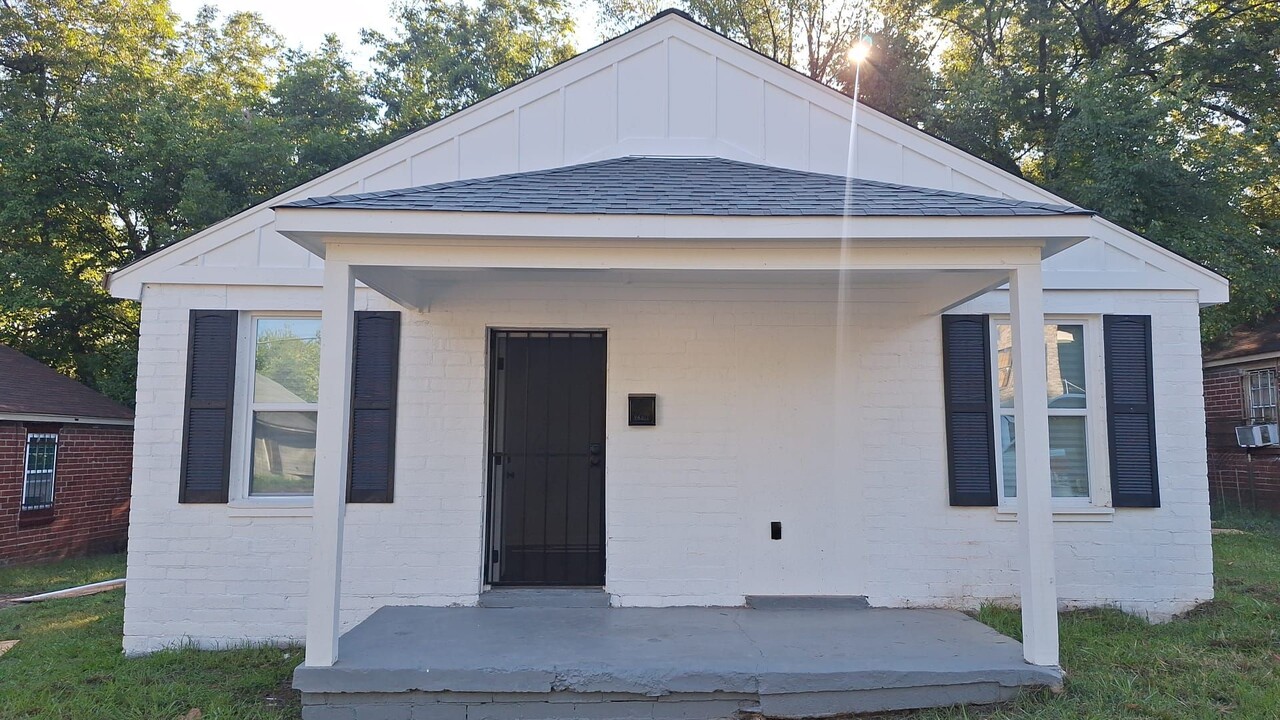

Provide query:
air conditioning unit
left=1236, top=423, right=1280, bottom=448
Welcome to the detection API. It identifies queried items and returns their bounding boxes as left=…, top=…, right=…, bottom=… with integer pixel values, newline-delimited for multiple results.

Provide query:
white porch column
left=304, top=256, right=356, bottom=667
left=1009, top=262, right=1060, bottom=667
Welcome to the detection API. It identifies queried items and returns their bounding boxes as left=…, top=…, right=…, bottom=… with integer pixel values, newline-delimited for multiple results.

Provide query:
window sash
left=992, top=319, right=1102, bottom=504
left=243, top=314, right=321, bottom=498
left=22, top=433, right=58, bottom=510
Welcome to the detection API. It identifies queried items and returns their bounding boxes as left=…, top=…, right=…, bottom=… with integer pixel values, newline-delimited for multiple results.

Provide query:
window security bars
left=22, top=433, right=58, bottom=511
left=1247, top=369, right=1278, bottom=423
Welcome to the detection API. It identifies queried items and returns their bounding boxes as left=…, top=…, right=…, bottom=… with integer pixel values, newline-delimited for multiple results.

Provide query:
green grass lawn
left=2, top=512, right=1279, bottom=719
left=0, top=555, right=301, bottom=720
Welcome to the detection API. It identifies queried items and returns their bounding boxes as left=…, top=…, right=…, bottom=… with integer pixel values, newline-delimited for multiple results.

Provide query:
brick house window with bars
left=21, top=432, right=58, bottom=511
left=1245, top=369, right=1278, bottom=424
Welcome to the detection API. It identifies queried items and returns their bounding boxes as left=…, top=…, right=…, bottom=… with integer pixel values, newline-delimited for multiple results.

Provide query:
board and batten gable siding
left=122, top=281, right=1212, bottom=654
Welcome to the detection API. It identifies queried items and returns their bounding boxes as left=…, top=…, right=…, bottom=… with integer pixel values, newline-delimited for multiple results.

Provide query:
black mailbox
left=628, top=394, right=657, bottom=426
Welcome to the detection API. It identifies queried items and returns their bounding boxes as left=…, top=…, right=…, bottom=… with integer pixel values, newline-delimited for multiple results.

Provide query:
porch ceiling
left=352, top=265, right=1012, bottom=315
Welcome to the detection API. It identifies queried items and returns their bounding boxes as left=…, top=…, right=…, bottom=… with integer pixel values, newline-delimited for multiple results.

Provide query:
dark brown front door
left=487, top=330, right=606, bottom=586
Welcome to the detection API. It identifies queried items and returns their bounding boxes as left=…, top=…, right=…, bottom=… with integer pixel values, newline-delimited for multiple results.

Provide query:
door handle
left=588, top=443, right=602, bottom=455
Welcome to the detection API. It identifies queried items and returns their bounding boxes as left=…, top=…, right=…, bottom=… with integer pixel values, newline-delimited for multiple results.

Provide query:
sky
left=168, top=1, right=604, bottom=69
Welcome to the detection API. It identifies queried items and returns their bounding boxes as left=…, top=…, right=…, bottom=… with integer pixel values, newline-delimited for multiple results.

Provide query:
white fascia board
left=274, top=207, right=1094, bottom=250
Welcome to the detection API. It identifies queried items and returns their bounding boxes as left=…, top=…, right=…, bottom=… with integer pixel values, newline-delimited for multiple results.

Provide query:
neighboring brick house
left=1204, top=313, right=1280, bottom=512
left=0, top=344, right=133, bottom=565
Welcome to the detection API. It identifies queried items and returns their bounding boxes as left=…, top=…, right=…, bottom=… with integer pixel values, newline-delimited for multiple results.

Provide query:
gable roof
left=282, top=156, right=1086, bottom=217
left=1204, top=312, right=1280, bottom=365
left=0, top=345, right=133, bottom=423
left=105, top=10, right=1227, bottom=305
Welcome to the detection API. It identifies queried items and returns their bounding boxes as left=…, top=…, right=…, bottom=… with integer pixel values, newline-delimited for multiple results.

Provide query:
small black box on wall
left=628, top=394, right=657, bottom=426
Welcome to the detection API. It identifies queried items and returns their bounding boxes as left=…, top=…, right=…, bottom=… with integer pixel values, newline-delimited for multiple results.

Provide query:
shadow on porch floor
left=294, top=604, right=1060, bottom=720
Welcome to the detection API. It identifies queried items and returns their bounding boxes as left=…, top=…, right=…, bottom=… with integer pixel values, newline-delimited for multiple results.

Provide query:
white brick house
left=108, top=10, right=1223, bottom=701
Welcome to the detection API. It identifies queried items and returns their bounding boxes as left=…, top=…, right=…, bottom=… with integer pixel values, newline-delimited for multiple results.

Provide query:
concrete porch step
left=478, top=588, right=611, bottom=608
left=744, top=595, right=870, bottom=610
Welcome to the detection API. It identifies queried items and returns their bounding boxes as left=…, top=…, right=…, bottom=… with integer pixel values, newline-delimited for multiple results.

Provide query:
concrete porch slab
left=295, top=605, right=1060, bottom=719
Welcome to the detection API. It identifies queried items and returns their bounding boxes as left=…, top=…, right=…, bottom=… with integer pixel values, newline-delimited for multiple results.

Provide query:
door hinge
left=496, top=356, right=505, bottom=370
left=491, top=549, right=500, bottom=564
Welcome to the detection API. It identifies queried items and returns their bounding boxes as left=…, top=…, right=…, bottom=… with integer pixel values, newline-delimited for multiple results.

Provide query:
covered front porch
left=294, top=601, right=1061, bottom=719
left=271, top=156, right=1099, bottom=717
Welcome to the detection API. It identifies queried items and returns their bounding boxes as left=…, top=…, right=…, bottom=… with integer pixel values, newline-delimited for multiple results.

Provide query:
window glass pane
left=995, top=323, right=1086, bottom=408
left=250, top=411, right=317, bottom=495
left=254, top=318, right=321, bottom=404
left=996, top=325, right=1014, bottom=408
left=999, top=416, right=1090, bottom=499
left=1047, top=325, right=1086, bottom=408
left=1049, top=416, right=1090, bottom=497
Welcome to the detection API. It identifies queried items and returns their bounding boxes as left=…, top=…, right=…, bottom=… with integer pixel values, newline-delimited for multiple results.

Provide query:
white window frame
left=990, top=315, right=1113, bottom=516
left=228, top=311, right=320, bottom=510
left=1245, top=368, right=1277, bottom=423
left=21, top=432, right=58, bottom=511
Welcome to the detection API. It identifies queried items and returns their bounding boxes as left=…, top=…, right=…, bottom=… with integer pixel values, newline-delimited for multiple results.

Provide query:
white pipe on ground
left=12, top=578, right=125, bottom=603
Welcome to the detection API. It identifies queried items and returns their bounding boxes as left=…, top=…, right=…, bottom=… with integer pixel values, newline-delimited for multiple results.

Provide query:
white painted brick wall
left=122, top=281, right=1212, bottom=654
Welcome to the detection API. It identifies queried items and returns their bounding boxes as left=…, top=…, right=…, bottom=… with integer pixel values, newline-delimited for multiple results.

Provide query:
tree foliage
left=916, top=0, right=1280, bottom=337
left=0, top=0, right=571, bottom=403
left=365, top=0, right=575, bottom=133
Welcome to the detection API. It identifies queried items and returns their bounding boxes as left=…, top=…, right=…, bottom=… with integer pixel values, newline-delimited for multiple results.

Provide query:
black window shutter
left=348, top=311, right=400, bottom=503
left=1104, top=315, right=1160, bottom=508
left=179, top=310, right=237, bottom=503
left=942, top=315, right=998, bottom=506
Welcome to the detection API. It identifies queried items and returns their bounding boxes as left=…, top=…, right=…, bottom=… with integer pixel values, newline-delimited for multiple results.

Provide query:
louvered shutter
left=179, top=310, right=237, bottom=503
left=942, top=315, right=998, bottom=506
left=1104, top=315, right=1160, bottom=508
left=348, top=311, right=400, bottom=503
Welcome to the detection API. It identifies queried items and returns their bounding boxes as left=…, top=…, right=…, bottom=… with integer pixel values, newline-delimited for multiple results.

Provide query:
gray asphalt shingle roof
left=0, top=345, right=133, bottom=421
left=281, top=156, right=1088, bottom=217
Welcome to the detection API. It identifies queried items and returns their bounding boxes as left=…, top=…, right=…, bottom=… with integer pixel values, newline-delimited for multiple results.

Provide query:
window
left=21, top=433, right=58, bottom=511
left=994, top=321, right=1097, bottom=502
left=247, top=317, right=320, bottom=496
left=1246, top=369, right=1277, bottom=423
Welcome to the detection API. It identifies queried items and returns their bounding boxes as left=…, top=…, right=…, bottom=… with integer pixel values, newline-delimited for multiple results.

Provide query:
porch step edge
left=745, top=595, right=870, bottom=610
left=479, top=588, right=612, bottom=608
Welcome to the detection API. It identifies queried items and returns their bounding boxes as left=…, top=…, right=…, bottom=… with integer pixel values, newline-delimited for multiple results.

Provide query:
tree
left=0, top=1, right=378, bottom=402
left=365, top=0, right=576, bottom=133
left=917, top=0, right=1280, bottom=337
left=271, top=36, right=380, bottom=183
left=0, top=0, right=176, bottom=401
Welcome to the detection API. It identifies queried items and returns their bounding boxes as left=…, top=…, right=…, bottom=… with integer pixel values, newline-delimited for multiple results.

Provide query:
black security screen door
left=487, top=330, right=606, bottom=586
